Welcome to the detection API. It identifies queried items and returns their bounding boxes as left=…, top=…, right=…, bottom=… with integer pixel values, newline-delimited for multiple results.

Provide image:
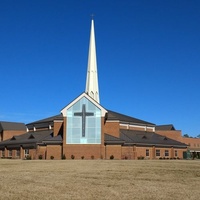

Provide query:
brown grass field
left=0, top=159, right=199, bottom=200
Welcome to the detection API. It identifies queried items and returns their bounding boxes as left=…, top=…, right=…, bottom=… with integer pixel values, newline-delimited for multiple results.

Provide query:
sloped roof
left=0, top=121, right=26, bottom=132
left=155, top=124, right=175, bottom=130
left=26, top=114, right=63, bottom=129
left=104, top=133, right=124, bottom=144
left=119, top=129, right=187, bottom=147
left=0, top=130, right=53, bottom=148
left=106, top=110, right=155, bottom=126
left=42, top=135, right=63, bottom=144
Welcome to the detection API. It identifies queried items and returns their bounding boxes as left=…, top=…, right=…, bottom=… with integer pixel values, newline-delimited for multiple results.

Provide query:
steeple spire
left=85, top=19, right=100, bottom=103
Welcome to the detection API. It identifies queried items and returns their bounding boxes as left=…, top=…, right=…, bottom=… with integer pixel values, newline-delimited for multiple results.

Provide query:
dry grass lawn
left=0, top=159, right=199, bottom=200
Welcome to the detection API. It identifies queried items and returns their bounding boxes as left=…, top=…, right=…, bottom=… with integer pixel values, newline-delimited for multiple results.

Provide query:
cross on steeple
left=74, top=104, right=94, bottom=137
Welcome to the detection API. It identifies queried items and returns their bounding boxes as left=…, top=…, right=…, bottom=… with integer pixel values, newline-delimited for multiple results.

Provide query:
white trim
left=54, top=120, right=63, bottom=123
left=106, top=120, right=120, bottom=123
left=61, top=93, right=107, bottom=117
left=120, top=123, right=155, bottom=131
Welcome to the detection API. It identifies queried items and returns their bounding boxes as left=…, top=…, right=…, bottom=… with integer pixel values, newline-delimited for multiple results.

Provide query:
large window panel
left=66, top=97, right=101, bottom=144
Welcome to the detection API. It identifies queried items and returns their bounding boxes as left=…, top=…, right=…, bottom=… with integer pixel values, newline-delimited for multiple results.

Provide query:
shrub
left=124, top=156, right=128, bottom=160
left=159, top=157, right=162, bottom=159
left=25, top=155, right=31, bottom=160
left=91, top=155, right=94, bottom=159
left=71, top=155, right=75, bottom=159
left=50, top=156, right=54, bottom=160
left=138, top=156, right=144, bottom=160
left=62, top=154, right=66, bottom=160
left=38, top=155, right=43, bottom=160
left=110, top=155, right=114, bottom=160
left=81, top=156, right=84, bottom=160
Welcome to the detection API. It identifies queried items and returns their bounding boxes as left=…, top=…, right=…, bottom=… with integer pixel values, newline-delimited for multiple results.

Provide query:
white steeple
left=85, top=19, right=100, bottom=103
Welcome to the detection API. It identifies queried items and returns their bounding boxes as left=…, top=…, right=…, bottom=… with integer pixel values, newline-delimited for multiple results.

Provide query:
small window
left=24, top=149, right=29, bottom=158
left=175, top=150, right=178, bottom=157
left=1, top=150, right=5, bottom=157
left=8, top=150, right=12, bottom=157
left=146, top=149, right=149, bottom=157
left=16, top=150, right=20, bottom=157
left=165, top=150, right=169, bottom=157
left=156, top=149, right=160, bottom=157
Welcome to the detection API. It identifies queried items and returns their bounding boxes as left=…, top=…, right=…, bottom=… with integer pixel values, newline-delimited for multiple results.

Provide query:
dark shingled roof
left=106, top=110, right=155, bottom=126
left=155, top=124, right=176, bottom=131
left=0, top=121, right=26, bottom=132
left=43, top=135, right=63, bottom=144
left=0, top=130, right=53, bottom=149
left=104, top=133, right=125, bottom=144
left=119, top=129, right=187, bottom=147
left=26, top=114, right=63, bottom=129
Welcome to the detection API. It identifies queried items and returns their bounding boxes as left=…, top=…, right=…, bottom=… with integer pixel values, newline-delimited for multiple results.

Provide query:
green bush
left=38, top=155, right=43, bottom=160
left=71, top=155, right=75, bottom=159
left=137, top=156, right=144, bottom=160
left=110, top=155, right=114, bottom=160
left=81, top=156, right=84, bottom=160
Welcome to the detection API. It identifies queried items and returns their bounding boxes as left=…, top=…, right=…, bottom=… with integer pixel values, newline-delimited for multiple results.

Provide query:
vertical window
left=8, top=150, right=12, bottom=157
left=156, top=149, right=160, bottom=157
left=165, top=150, right=169, bottom=157
left=146, top=149, right=149, bottom=157
left=24, top=149, right=29, bottom=157
left=175, top=150, right=178, bottom=157
left=66, top=97, right=101, bottom=144
left=16, top=149, right=20, bottom=157
left=2, top=150, right=5, bottom=157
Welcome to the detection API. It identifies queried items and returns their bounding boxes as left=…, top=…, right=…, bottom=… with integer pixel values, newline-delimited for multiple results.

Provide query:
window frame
left=156, top=149, right=160, bottom=157
left=8, top=150, right=12, bottom=157
left=165, top=150, right=169, bottom=157
left=16, top=149, right=20, bottom=157
left=146, top=149, right=150, bottom=157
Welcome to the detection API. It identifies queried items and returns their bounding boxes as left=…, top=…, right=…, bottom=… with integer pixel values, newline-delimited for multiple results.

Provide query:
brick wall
left=105, top=145, right=121, bottom=159
left=104, top=121, right=120, bottom=138
left=53, top=121, right=63, bottom=136
left=3, top=130, right=26, bottom=141
left=46, top=145, right=62, bottom=159
left=155, top=130, right=182, bottom=141
left=63, top=144, right=103, bottom=159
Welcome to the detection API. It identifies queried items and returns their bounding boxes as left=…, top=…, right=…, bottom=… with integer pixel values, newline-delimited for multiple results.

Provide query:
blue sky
left=0, top=0, right=200, bottom=137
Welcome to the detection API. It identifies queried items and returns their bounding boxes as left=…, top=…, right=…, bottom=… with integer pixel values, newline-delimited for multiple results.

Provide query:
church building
left=0, top=19, right=197, bottom=160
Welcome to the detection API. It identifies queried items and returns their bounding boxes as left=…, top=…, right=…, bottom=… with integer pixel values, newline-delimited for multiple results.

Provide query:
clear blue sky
left=0, top=0, right=200, bottom=137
